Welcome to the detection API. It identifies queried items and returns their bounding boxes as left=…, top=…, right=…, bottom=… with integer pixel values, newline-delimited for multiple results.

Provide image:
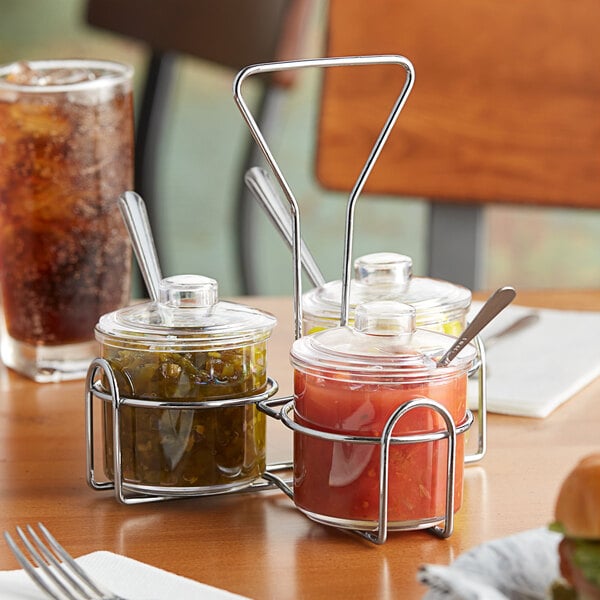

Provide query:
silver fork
left=3, top=523, right=126, bottom=600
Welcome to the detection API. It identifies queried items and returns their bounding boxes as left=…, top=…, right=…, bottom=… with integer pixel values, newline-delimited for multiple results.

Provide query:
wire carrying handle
left=233, top=55, right=415, bottom=338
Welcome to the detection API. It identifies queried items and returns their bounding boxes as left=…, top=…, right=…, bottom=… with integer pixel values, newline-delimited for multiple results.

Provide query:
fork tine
left=27, top=524, right=96, bottom=599
left=3, top=530, right=64, bottom=600
left=37, top=522, right=109, bottom=598
left=4, top=524, right=122, bottom=600
left=15, top=525, right=83, bottom=600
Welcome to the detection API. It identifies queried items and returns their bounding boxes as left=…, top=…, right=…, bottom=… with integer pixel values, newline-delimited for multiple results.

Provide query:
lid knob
left=354, top=253, right=413, bottom=288
left=159, top=274, right=218, bottom=308
left=354, top=301, right=416, bottom=339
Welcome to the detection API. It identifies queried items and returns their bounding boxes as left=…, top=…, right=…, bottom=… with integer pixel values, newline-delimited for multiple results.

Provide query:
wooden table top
left=0, top=289, right=598, bottom=599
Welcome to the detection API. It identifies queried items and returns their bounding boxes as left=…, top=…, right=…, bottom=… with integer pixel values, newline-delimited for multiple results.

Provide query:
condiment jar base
left=123, top=479, right=260, bottom=498
left=298, top=509, right=445, bottom=532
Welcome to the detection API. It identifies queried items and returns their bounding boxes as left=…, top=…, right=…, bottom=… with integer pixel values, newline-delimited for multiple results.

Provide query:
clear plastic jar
left=95, top=274, right=276, bottom=496
left=302, top=253, right=471, bottom=336
left=290, top=300, right=476, bottom=530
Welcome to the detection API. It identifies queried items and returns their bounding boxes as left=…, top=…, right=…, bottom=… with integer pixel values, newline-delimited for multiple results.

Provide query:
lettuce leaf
left=549, top=521, right=565, bottom=534
left=573, top=539, right=600, bottom=587
left=548, top=522, right=600, bottom=587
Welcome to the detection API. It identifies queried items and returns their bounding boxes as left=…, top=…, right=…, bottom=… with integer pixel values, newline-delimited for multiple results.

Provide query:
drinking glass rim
left=0, top=59, right=133, bottom=93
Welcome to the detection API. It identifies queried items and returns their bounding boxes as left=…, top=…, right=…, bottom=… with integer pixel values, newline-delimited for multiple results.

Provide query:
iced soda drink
left=0, top=60, right=133, bottom=381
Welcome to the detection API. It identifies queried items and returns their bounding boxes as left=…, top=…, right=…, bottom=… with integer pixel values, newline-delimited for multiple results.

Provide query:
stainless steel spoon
left=244, top=167, right=326, bottom=288
left=437, top=286, right=517, bottom=367
left=118, top=191, right=163, bottom=302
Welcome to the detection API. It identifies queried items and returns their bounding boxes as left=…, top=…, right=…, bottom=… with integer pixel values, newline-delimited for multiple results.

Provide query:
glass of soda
left=0, top=59, right=134, bottom=382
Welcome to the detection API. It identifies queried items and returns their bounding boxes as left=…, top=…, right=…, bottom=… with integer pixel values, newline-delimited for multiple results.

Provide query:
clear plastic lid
left=95, top=274, right=277, bottom=350
left=302, top=253, right=471, bottom=327
left=291, top=301, right=476, bottom=383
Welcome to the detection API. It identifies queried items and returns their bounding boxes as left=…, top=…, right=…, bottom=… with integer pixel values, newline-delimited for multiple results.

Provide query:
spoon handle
left=118, top=191, right=163, bottom=302
left=244, top=167, right=326, bottom=288
left=437, top=286, right=516, bottom=367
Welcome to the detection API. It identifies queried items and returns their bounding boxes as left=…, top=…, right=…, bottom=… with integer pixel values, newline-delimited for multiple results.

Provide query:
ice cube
left=4, top=61, right=41, bottom=85
left=39, top=68, right=97, bottom=86
left=4, top=61, right=97, bottom=86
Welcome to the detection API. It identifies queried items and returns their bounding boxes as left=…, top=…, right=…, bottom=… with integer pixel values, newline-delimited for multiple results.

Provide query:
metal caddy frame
left=85, top=356, right=475, bottom=543
left=85, top=55, right=487, bottom=545
left=259, top=396, right=474, bottom=544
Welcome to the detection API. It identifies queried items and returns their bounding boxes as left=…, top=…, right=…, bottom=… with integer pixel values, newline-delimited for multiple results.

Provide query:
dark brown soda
left=0, top=83, right=133, bottom=345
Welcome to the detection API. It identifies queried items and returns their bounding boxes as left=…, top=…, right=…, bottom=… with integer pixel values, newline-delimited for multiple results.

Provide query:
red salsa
left=293, top=368, right=467, bottom=528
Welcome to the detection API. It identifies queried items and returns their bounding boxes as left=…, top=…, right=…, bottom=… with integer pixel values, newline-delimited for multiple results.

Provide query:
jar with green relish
left=94, top=274, right=277, bottom=496
left=302, top=253, right=471, bottom=336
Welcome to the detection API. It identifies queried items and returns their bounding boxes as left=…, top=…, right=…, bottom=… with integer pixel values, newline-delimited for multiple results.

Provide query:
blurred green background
left=1, top=0, right=599, bottom=297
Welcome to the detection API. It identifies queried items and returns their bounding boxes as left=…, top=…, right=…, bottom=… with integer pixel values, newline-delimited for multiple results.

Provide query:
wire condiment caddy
left=85, top=55, right=489, bottom=545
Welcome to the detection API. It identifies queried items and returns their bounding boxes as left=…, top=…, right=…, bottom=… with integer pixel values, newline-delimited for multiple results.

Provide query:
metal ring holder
left=85, top=358, right=285, bottom=505
left=233, top=55, right=488, bottom=542
left=259, top=397, right=474, bottom=544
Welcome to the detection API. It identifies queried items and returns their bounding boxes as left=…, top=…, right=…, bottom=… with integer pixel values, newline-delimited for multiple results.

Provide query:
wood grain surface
left=0, top=291, right=598, bottom=599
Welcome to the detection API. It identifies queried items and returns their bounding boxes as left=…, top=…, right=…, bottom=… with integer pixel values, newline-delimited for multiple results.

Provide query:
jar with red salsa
left=290, top=300, right=476, bottom=531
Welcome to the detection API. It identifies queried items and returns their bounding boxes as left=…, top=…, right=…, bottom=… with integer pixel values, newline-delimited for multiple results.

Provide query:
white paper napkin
left=467, top=302, right=600, bottom=417
left=0, top=550, right=251, bottom=600
left=418, top=528, right=561, bottom=599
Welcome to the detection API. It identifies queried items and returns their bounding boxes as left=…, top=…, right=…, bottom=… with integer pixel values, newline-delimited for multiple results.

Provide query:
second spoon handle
left=119, top=191, right=163, bottom=302
left=244, top=167, right=326, bottom=289
left=437, top=286, right=517, bottom=367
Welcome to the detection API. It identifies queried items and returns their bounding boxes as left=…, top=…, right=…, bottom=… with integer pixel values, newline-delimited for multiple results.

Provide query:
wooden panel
left=317, top=0, right=600, bottom=208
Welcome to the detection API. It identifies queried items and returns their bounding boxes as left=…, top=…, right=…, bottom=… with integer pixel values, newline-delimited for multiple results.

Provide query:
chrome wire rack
left=84, top=356, right=473, bottom=543
left=86, top=55, right=487, bottom=545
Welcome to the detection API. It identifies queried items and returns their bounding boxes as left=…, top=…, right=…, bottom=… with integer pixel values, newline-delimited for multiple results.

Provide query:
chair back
left=317, top=0, right=600, bottom=209
left=87, top=0, right=307, bottom=83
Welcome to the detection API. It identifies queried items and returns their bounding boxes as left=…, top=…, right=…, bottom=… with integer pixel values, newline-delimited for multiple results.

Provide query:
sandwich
left=550, top=453, right=600, bottom=599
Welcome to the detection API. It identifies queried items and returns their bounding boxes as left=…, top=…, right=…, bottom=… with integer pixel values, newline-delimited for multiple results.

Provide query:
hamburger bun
left=552, top=453, right=600, bottom=599
left=555, top=453, right=600, bottom=539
